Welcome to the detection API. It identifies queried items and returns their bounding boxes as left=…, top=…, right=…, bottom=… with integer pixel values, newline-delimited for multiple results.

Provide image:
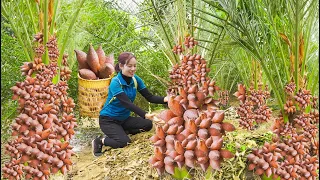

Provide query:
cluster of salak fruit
left=149, top=36, right=236, bottom=175
left=234, top=78, right=272, bottom=130
left=246, top=82, right=319, bottom=179
left=75, top=44, right=115, bottom=80
left=2, top=33, right=77, bottom=180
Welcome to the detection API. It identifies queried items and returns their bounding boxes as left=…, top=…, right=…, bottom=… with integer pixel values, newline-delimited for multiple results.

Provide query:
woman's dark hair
left=115, top=52, right=136, bottom=73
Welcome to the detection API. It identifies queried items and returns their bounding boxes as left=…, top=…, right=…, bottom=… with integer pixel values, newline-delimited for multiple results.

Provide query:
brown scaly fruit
left=2, top=33, right=77, bottom=179
left=247, top=82, right=319, bottom=179
left=86, top=44, right=100, bottom=75
left=172, top=44, right=184, bottom=55
left=98, top=63, right=115, bottom=79
left=105, top=53, right=115, bottom=66
left=234, top=82, right=271, bottom=130
left=79, top=68, right=97, bottom=80
left=149, top=36, right=235, bottom=175
left=74, top=49, right=90, bottom=70
left=96, top=45, right=107, bottom=67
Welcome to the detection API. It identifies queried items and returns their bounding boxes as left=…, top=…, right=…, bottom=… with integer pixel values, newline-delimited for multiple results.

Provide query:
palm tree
left=216, top=0, right=318, bottom=120
left=2, top=0, right=86, bottom=81
left=137, top=0, right=318, bottom=121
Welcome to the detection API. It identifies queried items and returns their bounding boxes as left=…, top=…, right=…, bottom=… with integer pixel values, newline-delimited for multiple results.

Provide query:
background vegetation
left=1, top=23, right=26, bottom=142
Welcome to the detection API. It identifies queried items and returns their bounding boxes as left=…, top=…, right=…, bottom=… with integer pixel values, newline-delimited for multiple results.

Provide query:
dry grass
left=61, top=107, right=273, bottom=180
left=2, top=107, right=273, bottom=180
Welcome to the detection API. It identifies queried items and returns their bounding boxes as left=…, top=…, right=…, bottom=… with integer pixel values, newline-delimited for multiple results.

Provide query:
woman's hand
left=145, top=113, right=165, bottom=125
left=164, top=95, right=170, bottom=102
left=145, top=113, right=156, bottom=120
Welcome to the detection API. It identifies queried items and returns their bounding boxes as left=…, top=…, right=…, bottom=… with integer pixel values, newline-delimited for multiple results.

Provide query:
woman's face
left=120, top=57, right=137, bottom=77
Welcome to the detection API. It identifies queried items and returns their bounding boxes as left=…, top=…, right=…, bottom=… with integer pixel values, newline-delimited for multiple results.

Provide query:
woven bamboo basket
left=78, top=73, right=112, bottom=118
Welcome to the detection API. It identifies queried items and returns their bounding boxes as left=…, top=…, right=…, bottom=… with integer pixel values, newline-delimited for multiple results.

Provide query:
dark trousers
left=99, top=115, right=153, bottom=148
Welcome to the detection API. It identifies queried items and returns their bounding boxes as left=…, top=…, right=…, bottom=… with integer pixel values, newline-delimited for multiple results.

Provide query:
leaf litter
left=49, top=107, right=274, bottom=180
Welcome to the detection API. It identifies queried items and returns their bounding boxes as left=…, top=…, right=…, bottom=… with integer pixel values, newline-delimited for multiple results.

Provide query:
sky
left=115, top=0, right=143, bottom=14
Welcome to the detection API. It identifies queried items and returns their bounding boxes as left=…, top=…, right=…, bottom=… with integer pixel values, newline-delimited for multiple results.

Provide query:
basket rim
left=78, top=73, right=112, bottom=82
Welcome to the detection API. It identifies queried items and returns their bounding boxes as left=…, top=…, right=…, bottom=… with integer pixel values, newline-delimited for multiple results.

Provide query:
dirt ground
left=67, top=147, right=110, bottom=180
left=50, top=106, right=265, bottom=180
left=51, top=128, right=162, bottom=180
left=3, top=106, right=268, bottom=180
left=57, top=147, right=107, bottom=180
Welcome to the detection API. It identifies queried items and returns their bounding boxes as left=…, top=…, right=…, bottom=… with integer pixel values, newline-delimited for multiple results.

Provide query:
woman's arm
left=115, top=92, right=147, bottom=118
left=139, top=88, right=167, bottom=104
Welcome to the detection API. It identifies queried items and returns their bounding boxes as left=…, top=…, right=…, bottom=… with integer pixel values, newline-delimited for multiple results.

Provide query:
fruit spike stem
left=191, top=0, right=194, bottom=54
left=294, top=0, right=300, bottom=93
left=43, top=0, right=49, bottom=65
left=260, top=61, right=288, bottom=122
left=50, top=0, right=59, bottom=34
